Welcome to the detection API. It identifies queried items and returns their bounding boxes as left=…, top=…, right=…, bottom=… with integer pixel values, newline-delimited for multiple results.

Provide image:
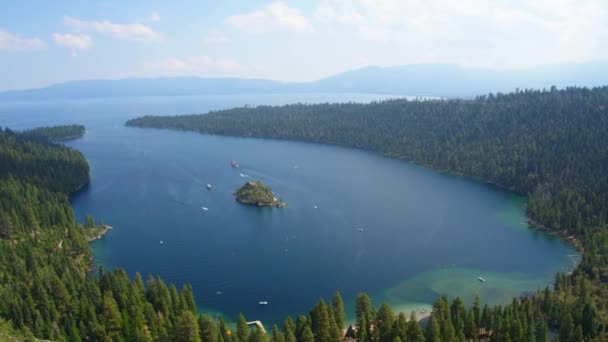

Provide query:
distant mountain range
left=2, top=62, right=608, bottom=101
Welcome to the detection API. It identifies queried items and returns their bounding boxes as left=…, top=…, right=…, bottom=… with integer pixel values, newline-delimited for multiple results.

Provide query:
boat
left=160, top=240, right=164, bottom=245
left=357, top=228, right=364, bottom=232
left=231, top=160, right=239, bottom=168
left=201, top=207, right=209, bottom=211
left=314, top=205, right=318, bottom=209
left=259, top=301, right=268, bottom=305
left=216, top=291, right=222, bottom=295
left=206, top=184, right=212, bottom=189
left=478, top=277, right=486, bottom=282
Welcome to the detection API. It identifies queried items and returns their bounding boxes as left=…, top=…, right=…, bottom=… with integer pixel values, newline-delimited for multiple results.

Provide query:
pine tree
left=376, top=304, right=394, bottom=342
left=559, top=313, right=574, bottom=341
left=441, top=317, right=456, bottom=342
left=174, top=311, right=201, bottom=342
left=271, top=325, right=285, bottom=342
left=284, top=322, right=296, bottom=342
left=392, top=312, right=407, bottom=341
left=405, top=312, right=425, bottom=342
left=283, top=316, right=295, bottom=335
left=248, top=327, right=266, bottom=342
left=425, top=315, right=442, bottom=342
left=332, top=291, right=346, bottom=330
left=450, top=297, right=465, bottom=336
left=237, top=313, right=250, bottom=342
left=311, top=300, right=331, bottom=342
left=356, top=293, right=374, bottom=342
left=219, top=317, right=231, bottom=342
left=472, top=296, right=481, bottom=327
left=301, top=326, right=314, bottom=342
left=199, top=315, right=218, bottom=342
left=464, top=309, right=476, bottom=339
left=102, top=291, right=122, bottom=339
left=330, top=315, right=343, bottom=342
left=295, top=315, right=308, bottom=341
left=180, top=284, right=197, bottom=313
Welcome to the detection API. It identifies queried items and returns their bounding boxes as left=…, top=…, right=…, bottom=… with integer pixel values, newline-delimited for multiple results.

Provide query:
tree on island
left=234, top=181, right=286, bottom=207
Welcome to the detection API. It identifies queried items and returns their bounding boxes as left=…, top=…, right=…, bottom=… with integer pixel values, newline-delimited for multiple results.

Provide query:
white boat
left=314, top=205, right=318, bottom=209
left=478, top=277, right=486, bottom=282
left=206, top=184, right=212, bottom=189
left=259, top=301, right=268, bottom=305
left=160, top=240, right=164, bottom=245
left=201, top=207, right=209, bottom=211
left=357, top=228, right=364, bottom=232
left=216, top=291, right=222, bottom=295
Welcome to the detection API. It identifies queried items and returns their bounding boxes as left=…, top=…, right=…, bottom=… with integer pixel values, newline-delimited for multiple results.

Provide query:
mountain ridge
left=2, top=62, right=608, bottom=100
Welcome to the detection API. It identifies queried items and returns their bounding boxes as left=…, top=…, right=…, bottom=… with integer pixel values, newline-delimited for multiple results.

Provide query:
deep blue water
left=0, top=93, right=577, bottom=324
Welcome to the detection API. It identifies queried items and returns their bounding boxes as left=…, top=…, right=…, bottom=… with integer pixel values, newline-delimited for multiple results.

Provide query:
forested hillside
left=0, top=128, right=88, bottom=193
left=0, top=128, right=211, bottom=340
left=128, top=86, right=608, bottom=340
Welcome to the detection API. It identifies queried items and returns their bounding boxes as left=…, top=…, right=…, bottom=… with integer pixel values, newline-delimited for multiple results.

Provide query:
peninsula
left=84, top=224, right=113, bottom=242
left=234, top=181, right=286, bottom=207
left=21, top=124, right=85, bottom=142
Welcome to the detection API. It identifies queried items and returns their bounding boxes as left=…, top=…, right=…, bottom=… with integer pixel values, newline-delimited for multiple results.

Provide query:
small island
left=234, top=181, right=286, bottom=207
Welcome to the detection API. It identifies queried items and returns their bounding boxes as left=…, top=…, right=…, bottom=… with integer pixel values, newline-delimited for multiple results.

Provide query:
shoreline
left=526, top=218, right=582, bottom=253
left=526, top=218, right=583, bottom=275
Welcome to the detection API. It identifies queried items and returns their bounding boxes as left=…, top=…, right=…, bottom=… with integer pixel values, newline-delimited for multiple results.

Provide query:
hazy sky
left=1, top=0, right=607, bottom=90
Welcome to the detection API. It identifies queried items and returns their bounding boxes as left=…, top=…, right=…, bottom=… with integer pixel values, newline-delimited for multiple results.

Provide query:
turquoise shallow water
left=0, top=93, right=577, bottom=324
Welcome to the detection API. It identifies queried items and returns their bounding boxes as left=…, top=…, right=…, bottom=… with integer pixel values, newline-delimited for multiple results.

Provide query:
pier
left=246, top=321, right=266, bottom=334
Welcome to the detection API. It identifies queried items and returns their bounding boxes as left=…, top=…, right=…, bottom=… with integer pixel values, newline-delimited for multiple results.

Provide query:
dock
left=246, top=321, right=266, bottom=334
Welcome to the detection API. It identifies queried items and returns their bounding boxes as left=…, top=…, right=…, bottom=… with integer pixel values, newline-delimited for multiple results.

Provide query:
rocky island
left=234, top=181, right=286, bottom=207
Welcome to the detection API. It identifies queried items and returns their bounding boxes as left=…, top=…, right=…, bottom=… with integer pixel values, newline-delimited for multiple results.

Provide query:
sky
left=0, top=0, right=607, bottom=90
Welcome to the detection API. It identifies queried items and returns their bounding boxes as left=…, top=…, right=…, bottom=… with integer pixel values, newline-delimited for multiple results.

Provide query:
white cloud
left=64, top=16, right=162, bottom=42
left=205, top=35, right=230, bottom=44
left=226, top=1, right=312, bottom=33
left=204, top=29, right=230, bottom=44
left=0, top=29, right=46, bottom=51
left=146, top=55, right=264, bottom=76
left=310, top=0, right=608, bottom=68
left=53, top=33, right=92, bottom=55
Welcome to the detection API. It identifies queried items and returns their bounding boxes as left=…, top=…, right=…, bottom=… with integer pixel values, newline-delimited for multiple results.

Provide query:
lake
left=0, top=93, right=578, bottom=324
